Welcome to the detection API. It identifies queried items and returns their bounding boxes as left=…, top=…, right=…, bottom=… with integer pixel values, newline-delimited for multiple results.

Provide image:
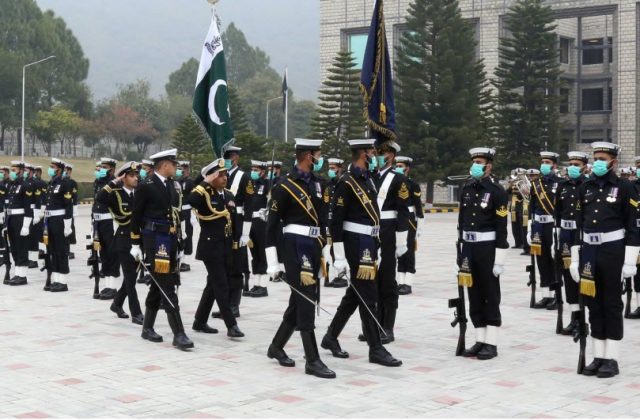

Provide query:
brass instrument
left=510, top=168, right=531, bottom=202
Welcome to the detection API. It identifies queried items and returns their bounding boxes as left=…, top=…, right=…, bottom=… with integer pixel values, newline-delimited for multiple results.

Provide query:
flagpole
left=284, top=67, right=288, bottom=144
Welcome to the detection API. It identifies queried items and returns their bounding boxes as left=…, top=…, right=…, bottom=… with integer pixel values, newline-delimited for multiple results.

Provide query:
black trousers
left=633, top=268, right=640, bottom=292
left=511, top=201, right=523, bottom=247
left=280, top=234, right=320, bottom=331
left=397, top=218, right=417, bottom=274
left=8, top=215, right=28, bottom=266
left=563, top=268, right=579, bottom=306
left=29, top=219, right=44, bottom=253
left=249, top=219, right=267, bottom=275
left=464, top=241, right=501, bottom=328
left=196, top=260, right=237, bottom=328
left=181, top=210, right=193, bottom=256
left=586, top=241, right=624, bottom=341
left=378, top=223, right=399, bottom=310
left=534, top=222, right=555, bottom=288
left=97, top=219, right=119, bottom=277
left=113, top=250, right=142, bottom=317
left=46, top=217, right=69, bottom=274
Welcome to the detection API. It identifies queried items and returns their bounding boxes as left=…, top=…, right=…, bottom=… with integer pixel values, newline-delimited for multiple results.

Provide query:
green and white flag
left=193, top=10, right=234, bottom=158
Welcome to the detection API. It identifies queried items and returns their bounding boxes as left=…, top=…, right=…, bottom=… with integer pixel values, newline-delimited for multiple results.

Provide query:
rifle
left=624, top=276, right=633, bottom=318
left=86, top=228, right=101, bottom=299
left=526, top=253, right=537, bottom=308
left=2, top=227, right=10, bottom=283
left=39, top=243, right=52, bottom=290
left=553, top=229, right=564, bottom=334
left=573, top=292, right=589, bottom=374
left=449, top=240, right=467, bottom=356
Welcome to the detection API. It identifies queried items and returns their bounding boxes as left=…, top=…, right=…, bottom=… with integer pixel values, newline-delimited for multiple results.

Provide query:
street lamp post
left=265, top=96, right=283, bottom=139
left=21, top=55, right=55, bottom=161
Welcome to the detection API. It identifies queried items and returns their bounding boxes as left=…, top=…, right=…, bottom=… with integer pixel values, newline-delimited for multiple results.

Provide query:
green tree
left=165, top=58, right=199, bottom=98
left=31, top=105, right=81, bottom=156
left=395, top=0, right=488, bottom=201
left=310, top=51, right=365, bottom=159
left=171, top=114, right=210, bottom=168
left=494, top=0, right=562, bottom=169
left=222, top=22, right=276, bottom=86
left=228, top=84, right=250, bottom=134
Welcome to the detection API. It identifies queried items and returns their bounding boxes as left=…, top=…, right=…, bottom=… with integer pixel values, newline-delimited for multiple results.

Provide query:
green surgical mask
left=9, top=171, right=17, bottom=181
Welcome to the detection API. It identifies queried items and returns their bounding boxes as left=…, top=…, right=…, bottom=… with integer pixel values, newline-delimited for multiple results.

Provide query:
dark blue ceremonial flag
left=360, top=0, right=397, bottom=146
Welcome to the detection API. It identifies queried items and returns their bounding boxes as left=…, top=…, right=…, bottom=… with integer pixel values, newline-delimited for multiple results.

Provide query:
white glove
left=130, top=245, right=143, bottom=261
left=259, top=208, right=268, bottom=222
left=239, top=221, right=252, bottom=247
left=73, top=205, right=79, bottom=218
left=178, top=251, right=184, bottom=261
left=266, top=246, right=279, bottom=275
left=0, top=211, right=5, bottom=225
left=20, top=217, right=32, bottom=236
left=395, top=230, right=409, bottom=257
left=622, top=246, right=640, bottom=278
left=526, top=220, right=532, bottom=245
left=416, top=220, right=424, bottom=238
left=63, top=218, right=72, bottom=237
left=322, top=244, right=333, bottom=266
left=180, top=220, right=187, bottom=241
left=493, top=247, right=507, bottom=277
left=569, top=245, right=580, bottom=283
left=32, top=208, right=42, bottom=224
left=190, top=211, right=196, bottom=225
left=332, top=242, right=349, bottom=272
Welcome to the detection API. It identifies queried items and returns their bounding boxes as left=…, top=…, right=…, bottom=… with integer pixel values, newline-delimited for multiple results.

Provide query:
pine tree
left=228, top=84, right=250, bottom=134
left=395, top=0, right=488, bottom=200
left=310, top=50, right=365, bottom=160
left=172, top=114, right=210, bottom=168
left=494, top=0, right=562, bottom=169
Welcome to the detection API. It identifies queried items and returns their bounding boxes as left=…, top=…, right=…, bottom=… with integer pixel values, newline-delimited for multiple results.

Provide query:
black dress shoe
left=477, top=344, right=498, bottom=360
left=131, top=314, right=144, bottom=325
left=597, top=359, right=619, bottom=378
left=68, top=252, right=75, bottom=260
left=9, top=277, right=27, bottom=286
left=582, top=358, right=604, bottom=376
left=227, top=325, right=245, bottom=338
left=141, top=328, right=163, bottom=342
left=330, top=277, right=348, bottom=288
left=180, top=263, right=191, bottom=272
left=43, top=284, right=51, bottom=291
left=358, top=333, right=367, bottom=342
left=28, top=261, right=38, bottom=269
left=381, top=329, right=395, bottom=344
left=305, top=359, right=336, bottom=378
left=110, top=303, right=129, bottom=319
left=369, top=346, right=402, bottom=367
left=398, top=284, right=412, bottom=295
left=50, top=283, right=68, bottom=292
left=520, top=251, right=529, bottom=256
left=267, top=344, right=295, bottom=367
left=561, top=319, right=578, bottom=336
left=463, top=342, right=485, bottom=357
left=250, top=286, right=268, bottom=298
left=533, top=297, right=552, bottom=309
left=625, top=307, right=640, bottom=319
left=99, top=288, right=116, bottom=300
left=545, top=298, right=558, bottom=310
left=173, top=332, right=194, bottom=350
left=321, top=334, right=349, bottom=358
left=192, top=322, right=218, bottom=334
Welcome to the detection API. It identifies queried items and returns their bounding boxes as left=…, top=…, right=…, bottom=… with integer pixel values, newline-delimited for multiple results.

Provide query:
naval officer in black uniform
left=265, top=138, right=335, bottom=379
left=5, top=161, right=34, bottom=286
left=130, top=149, right=193, bottom=350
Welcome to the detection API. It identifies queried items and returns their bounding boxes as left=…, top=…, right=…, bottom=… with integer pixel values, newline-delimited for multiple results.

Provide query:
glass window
left=349, top=33, right=368, bottom=69
left=582, top=88, right=604, bottom=111
left=582, top=38, right=603, bottom=65
left=608, top=87, right=612, bottom=111
left=559, top=37, right=570, bottom=64
left=559, top=88, right=570, bottom=113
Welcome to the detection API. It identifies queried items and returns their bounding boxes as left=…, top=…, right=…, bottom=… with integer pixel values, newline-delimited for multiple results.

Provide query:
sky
left=35, top=0, right=320, bottom=101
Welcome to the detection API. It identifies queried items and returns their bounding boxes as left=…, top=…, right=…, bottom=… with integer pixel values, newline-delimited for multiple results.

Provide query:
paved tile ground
left=1, top=206, right=640, bottom=417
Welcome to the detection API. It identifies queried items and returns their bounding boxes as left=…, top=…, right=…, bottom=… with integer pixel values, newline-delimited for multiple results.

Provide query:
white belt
left=283, top=224, right=321, bottom=238
left=252, top=209, right=267, bottom=218
left=93, top=213, right=112, bottom=221
left=343, top=221, right=380, bottom=236
left=534, top=214, right=554, bottom=224
left=6, top=208, right=25, bottom=216
left=236, top=206, right=244, bottom=215
left=380, top=210, right=398, bottom=220
left=462, top=230, right=496, bottom=242
left=560, top=219, right=577, bottom=230
left=45, top=209, right=65, bottom=217
left=182, top=204, right=192, bottom=210
left=582, top=229, right=625, bottom=245
left=408, top=206, right=416, bottom=213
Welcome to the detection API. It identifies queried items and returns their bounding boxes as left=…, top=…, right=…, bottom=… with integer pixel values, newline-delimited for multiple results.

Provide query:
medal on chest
left=480, top=192, right=490, bottom=208
left=54, top=185, right=61, bottom=194
left=607, top=187, right=618, bottom=203
left=258, top=185, right=264, bottom=195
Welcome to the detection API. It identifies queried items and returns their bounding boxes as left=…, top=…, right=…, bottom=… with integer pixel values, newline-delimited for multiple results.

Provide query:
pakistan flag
left=193, top=11, right=234, bottom=158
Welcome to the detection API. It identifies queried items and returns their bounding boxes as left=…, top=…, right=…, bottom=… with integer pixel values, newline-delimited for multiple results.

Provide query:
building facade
left=320, top=0, right=638, bottom=163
